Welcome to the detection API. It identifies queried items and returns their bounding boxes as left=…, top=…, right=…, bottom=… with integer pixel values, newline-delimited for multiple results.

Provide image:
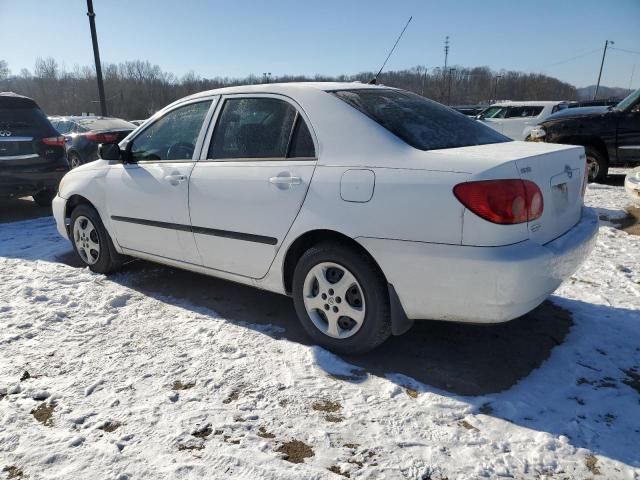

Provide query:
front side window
left=209, top=97, right=297, bottom=159
left=130, top=101, right=212, bottom=162
left=333, top=89, right=509, bottom=151
left=478, top=106, right=507, bottom=119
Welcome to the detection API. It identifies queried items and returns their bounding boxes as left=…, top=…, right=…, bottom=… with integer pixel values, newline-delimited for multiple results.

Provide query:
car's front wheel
left=70, top=204, right=124, bottom=274
left=292, top=242, right=391, bottom=355
left=68, top=152, right=82, bottom=169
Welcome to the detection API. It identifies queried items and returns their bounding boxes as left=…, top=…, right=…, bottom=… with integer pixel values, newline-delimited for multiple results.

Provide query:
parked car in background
left=50, top=116, right=136, bottom=168
left=477, top=101, right=570, bottom=140
left=625, top=167, right=640, bottom=206
left=452, top=105, right=486, bottom=117
left=527, top=89, right=640, bottom=182
left=0, top=92, right=68, bottom=206
left=52, top=83, right=598, bottom=354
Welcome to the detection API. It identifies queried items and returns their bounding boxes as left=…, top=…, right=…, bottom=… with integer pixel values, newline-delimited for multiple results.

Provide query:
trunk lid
left=514, top=146, right=586, bottom=245
left=430, top=141, right=586, bottom=245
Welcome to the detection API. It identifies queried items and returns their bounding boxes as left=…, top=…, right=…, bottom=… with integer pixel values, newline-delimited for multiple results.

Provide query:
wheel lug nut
left=333, top=306, right=339, bottom=313
left=328, top=289, right=334, bottom=295
left=336, top=297, right=341, bottom=303
left=321, top=293, right=327, bottom=300
left=324, top=304, right=330, bottom=310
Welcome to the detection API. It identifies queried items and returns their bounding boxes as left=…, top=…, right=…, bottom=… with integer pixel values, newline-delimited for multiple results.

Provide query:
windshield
left=478, top=106, right=507, bottom=119
left=615, top=89, right=640, bottom=112
left=332, top=89, right=509, bottom=151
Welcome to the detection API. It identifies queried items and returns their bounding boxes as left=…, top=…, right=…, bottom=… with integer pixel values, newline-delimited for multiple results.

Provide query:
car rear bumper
left=52, top=194, right=69, bottom=240
left=357, top=207, right=599, bottom=323
left=0, top=169, right=67, bottom=197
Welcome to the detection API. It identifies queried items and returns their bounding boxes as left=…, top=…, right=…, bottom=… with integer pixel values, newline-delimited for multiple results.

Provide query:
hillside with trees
left=0, top=57, right=578, bottom=119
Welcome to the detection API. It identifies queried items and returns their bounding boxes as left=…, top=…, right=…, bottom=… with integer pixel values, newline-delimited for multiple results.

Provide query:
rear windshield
left=331, top=89, right=509, bottom=151
left=74, top=118, right=136, bottom=131
left=0, top=106, right=57, bottom=137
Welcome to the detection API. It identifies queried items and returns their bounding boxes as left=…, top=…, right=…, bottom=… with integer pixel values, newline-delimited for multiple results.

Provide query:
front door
left=106, top=99, right=214, bottom=263
left=616, top=100, right=640, bottom=164
left=189, top=95, right=317, bottom=278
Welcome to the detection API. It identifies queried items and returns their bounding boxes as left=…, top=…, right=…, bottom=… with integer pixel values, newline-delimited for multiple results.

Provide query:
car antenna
left=368, top=16, right=413, bottom=85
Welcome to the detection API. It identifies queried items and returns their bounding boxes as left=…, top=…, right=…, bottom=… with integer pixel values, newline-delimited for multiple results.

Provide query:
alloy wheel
left=73, top=215, right=100, bottom=265
left=586, top=154, right=600, bottom=182
left=302, top=262, right=366, bottom=339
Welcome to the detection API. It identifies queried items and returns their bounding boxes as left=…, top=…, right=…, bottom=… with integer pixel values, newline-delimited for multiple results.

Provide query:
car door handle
left=165, top=174, right=187, bottom=184
left=269, top=175, right=301, bottom=186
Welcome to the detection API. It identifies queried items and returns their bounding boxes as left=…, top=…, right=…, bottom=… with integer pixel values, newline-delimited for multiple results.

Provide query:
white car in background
left=52, top=83, right=598, bottom=354
left=625, top=167, right=640, bottom=206
left=477, top=101, right=569, bottom=140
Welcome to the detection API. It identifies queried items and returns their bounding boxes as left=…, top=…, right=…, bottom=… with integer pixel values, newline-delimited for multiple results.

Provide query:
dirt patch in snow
left=324, top=414, right=344, bottom=423
left=257, top=427, right=275, bottom=439
left=621, top=206, right=640, bottom=236
left=20, top=371, right=30, bottom=381
left=2, top=465, right=25, bottom=479
left=458, top=420, right=479, bottom=432
left=622, top=368, right=640, bottom=395
left=276, top=440, right=314, bottom=464
left=172, top=380, right=195, bottom=391
left=586, top=454, right=601, bottom=475
left=405, top=388, right=418, bottom=398
left=31, top=403, right=54, bottom=427
left=177, top=443, right=204, bottom=452
left=311, top=399, right=342, bottom=412
left=222, top=389, right=241, bottom=404
left=193, top=424, right=213, bottom=439
left=328, top=465, right=350, bottom=477
left=97, top=421, right=121, bottom=433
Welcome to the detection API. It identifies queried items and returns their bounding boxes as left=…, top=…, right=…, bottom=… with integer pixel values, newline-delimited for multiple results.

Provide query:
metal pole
left=421, top=68, right=427, bottom=96
left=447, top=68, right=455, bottom=105
left=594, top=40, right=613, bottom=101
left=86, top=0, right=107, bottom=116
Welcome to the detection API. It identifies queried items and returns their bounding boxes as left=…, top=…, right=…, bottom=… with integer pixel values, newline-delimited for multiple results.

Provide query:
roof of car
left=488, top=101, right=567, bottom=107
left=180, top=81, right=395, bottom=102
left=0, top=91, right=38, bottom=107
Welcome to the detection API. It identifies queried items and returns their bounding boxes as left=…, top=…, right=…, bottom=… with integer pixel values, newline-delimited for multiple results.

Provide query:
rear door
left=189, top=95, right=317, bottom=278
left=106, top=99, right=215, bottom=263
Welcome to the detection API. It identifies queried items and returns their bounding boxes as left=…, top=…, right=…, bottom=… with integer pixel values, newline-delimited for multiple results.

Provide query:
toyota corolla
left=53, top=83, right=598, bottom=354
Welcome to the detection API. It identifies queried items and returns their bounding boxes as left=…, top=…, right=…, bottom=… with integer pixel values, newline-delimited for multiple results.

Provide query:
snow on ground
left=1, top=183, right=639, bottom=480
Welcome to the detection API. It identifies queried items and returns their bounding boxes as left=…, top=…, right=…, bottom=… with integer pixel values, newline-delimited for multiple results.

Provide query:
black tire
left=32, top=189, right=56, bottom=207
left=585, top=145, right=608, bottom=183
left=69, top=204, right=124, bottom=274
left=68, top=152, right=82, bottom=169
left=292, top=242, right=391, bottom=355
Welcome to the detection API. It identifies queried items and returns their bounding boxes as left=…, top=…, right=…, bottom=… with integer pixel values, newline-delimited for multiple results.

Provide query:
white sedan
left=53, top=83, right=598, bottom=354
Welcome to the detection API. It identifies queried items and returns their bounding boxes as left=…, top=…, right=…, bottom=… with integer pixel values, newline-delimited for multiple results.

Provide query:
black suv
left=0, top=92, right=68, bottom=205
left=527, top=89, right=640, bottom=182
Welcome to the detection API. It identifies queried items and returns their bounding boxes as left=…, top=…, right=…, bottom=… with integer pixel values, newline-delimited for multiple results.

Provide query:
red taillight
left=453, top=179, right=544, bottom=225
left=85, top=132, right=119, bottom=143
left=42, top=136, right=66, bottom=146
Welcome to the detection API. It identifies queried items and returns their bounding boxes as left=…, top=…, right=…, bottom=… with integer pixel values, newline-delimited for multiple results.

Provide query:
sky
left=0, top=0, right=639, bottom=89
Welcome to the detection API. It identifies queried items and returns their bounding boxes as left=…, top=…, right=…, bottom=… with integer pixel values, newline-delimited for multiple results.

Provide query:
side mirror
left=99, top=143, right=121, bottom=161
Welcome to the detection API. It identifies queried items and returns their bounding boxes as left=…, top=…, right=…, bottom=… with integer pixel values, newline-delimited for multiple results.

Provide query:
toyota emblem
left=0, top=130, right=12, bottom=137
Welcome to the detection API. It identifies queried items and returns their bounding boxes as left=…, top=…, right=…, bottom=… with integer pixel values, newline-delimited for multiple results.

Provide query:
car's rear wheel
left=70, top=204, right=124, bottom=274
left=69, top=152, right=82, bottom=169
left=32, top=189, right=56, bottom=207
left=585, top=145, right=608, bottom=183
left=292, top=243, right=391, bottom=355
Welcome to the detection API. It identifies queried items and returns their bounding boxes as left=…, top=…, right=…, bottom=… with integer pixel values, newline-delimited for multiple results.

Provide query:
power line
left=610, top=47, right=640, bottom=56
left=535, top=48, right=601, bottom=70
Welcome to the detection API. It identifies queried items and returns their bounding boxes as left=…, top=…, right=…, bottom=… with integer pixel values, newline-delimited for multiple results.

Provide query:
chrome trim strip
left=0, top=136, right=33, bottom=142
left=0, top=153, right=39, bottom=160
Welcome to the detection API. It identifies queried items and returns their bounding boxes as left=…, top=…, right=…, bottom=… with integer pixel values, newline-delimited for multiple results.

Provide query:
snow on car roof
left=489, top=100, right=567, bottom=107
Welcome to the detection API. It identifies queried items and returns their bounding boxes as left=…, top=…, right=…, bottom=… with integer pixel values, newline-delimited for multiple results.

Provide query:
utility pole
left=447, top=68, right=456, bottom=105
left=263, top=72, right=272, bottom=84
left=444, top=36, right=449, bottom=70
left=594, top=40, right=614, bottom=101
left=86, top=0, right=107, bottom=116
left=421, top=67, right=427, bottom=96
left=492, top=75, right=502, bottom=103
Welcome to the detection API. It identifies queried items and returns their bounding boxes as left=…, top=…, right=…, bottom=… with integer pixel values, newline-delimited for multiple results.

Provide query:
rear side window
left=505, top=106, right=543, bottom=118
left=288, top=116, right=315, bottom=158
left=209, top=98, right=297, bottom=159
left=333, top=89, right=509, bottom=151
